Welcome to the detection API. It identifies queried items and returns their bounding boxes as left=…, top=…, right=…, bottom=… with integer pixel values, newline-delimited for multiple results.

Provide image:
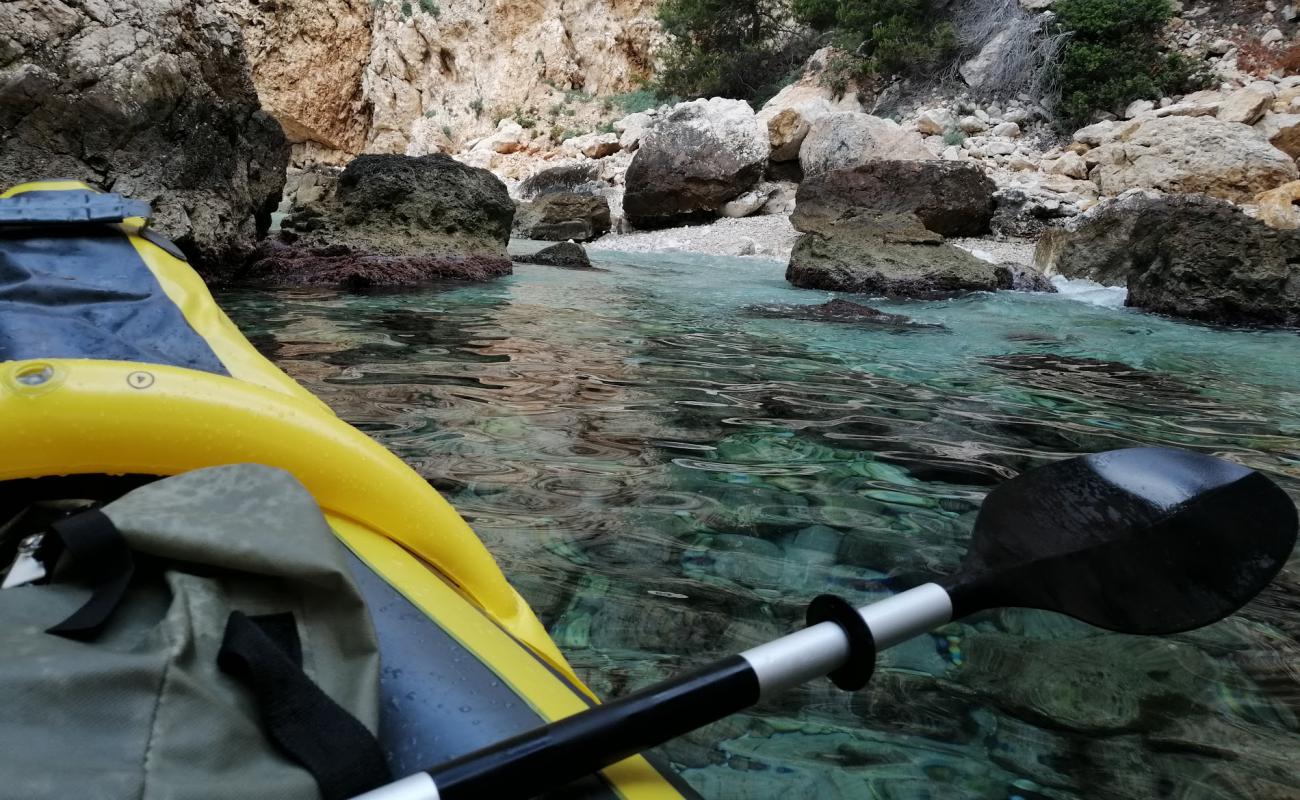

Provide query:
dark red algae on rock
left=242, top=239, right=512, bottom=289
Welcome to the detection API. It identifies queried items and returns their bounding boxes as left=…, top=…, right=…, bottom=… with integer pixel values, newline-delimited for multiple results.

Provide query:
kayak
left=0, top=180, right=697, bottom=800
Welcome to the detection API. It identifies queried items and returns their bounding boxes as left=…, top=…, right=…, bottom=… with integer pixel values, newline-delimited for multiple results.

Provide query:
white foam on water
left=1050, top=275, right=1128, bottom=309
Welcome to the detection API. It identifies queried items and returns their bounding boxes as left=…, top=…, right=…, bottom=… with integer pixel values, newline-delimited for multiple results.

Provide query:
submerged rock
left=513, top=242, right=598, bottom=270
left=793, top=161, right=996, bottom=238
left=1042, top=194, right=1300, bottom=326
left=623, top=98, right=768, bottom=229
left=246, top=154, right=513, bottom=287
left=958, top=633, right=1214, bottom=734
left=743, top=299, right=944, bottom=331
left=513, top=193, right=611, bottom=242
left=0, top=0, right=288, bottom=272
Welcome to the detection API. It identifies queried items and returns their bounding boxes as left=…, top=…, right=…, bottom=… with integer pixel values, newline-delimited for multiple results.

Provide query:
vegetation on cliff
left=654, top=0, right=1210, bottom=125
left=1053, top=0, right=1210, bottom=126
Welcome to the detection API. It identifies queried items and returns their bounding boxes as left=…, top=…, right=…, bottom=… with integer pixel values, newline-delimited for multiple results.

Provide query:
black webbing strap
left=218, top=611, right=392, bottom=800
left=45, top=509, right=134, bottom=640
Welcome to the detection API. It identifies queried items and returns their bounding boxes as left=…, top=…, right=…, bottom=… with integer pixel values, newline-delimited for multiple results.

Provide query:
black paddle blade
left=945, top=448, right=1298, bottom=635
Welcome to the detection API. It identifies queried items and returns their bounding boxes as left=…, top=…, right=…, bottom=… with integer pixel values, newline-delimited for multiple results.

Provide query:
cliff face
left=218, top=0, right=660, bottom=164
left=217, top=0, right=374, bottom=160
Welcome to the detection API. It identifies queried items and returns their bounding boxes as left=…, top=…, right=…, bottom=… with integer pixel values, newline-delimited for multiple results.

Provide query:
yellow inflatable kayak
left=0, top=180, right=696, bottom=799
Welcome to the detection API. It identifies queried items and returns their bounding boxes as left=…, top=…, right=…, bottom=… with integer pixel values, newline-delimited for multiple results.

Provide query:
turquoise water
left=221, top=249, right=1300, bottom=800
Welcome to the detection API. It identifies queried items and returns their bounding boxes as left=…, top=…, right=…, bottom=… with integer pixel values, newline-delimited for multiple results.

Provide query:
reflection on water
left=222, top=249, right=1300, bottom=800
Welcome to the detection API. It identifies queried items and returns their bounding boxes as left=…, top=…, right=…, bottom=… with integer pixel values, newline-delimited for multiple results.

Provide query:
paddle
left=353, top=447, right=1298, bottom=800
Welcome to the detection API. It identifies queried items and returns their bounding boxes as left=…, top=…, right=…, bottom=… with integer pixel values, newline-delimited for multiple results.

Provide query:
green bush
left=1053, top=0, right=1211, bottom=126
left=608, top=89, right=661, bottom=115
left=653, top=0, right=816, bottom=103
left=793, top=0, right=958, bottom=76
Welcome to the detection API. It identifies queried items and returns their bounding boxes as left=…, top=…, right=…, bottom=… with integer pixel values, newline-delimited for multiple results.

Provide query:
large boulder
left=512, top=193, right=611, bottom=241
left=247, top=154, right=514, bottom=287
left=623, top=98, right=768, bottom=229
left=786, top=213, right=1022, bottom=297
left=1088, top=116, right=1298, bottom=203
left=792, top=161, right=996, bottom=238
left=799, top=113, right=934, bottom=177
left=757, top=47, right=864, bottom=162
left=517, top=162, right=604, bottom=200
left=1042, top=194, right=1300, bottom=326
left=0, top=0, right=289, bottom=271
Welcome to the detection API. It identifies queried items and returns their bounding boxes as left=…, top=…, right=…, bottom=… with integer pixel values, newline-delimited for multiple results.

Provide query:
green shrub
left=468, top=97, right=484, bottom=117
left=942, top=128, right=966, bottom=146
left=399, top=0, right=412, bottom=18
left=608, top=89, right=663, bottom=115
left=653, top=0, right=817, bottom=103
left=1053, top=0, right=1211, bottom=126
left=793, top=0, right=958, bottom=76
left=418, top=0, right=439, bottom=16
left=514, top=107, right=538, bottom=129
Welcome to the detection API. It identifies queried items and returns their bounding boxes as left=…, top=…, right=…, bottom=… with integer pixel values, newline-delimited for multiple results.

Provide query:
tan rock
left=1256, top=181, right=1300, bottom=229
left=215, top=0, right=373, bottom=157
left=767, top=107, right=821, bottom=161
left=1045, top=152, right=1089, bottom=180
left=1255, top=113, right=1300, bottom=160
left=221, top=0, right=663, bottom=159
left=917, top=108, right=957, bottom=135
left=1217, top=83, right=1275, bottom=125
left=1090, top=115, right=1298, bottom=202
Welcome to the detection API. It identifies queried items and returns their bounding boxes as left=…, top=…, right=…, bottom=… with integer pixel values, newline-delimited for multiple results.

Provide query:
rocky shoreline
left=2, top=0, right=1297, bottom=327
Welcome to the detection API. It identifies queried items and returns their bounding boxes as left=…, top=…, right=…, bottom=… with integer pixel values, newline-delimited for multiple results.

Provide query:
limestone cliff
left=216, top=0, right=374, bottom=159
left=217, top=0, right=661, bottom=164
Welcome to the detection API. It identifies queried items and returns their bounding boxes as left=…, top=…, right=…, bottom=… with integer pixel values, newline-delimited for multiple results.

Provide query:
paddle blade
left=948, top=448, right=1298, bottom=635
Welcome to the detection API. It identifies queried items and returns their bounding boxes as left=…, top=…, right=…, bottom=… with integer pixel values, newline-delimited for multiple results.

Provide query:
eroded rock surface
left=513, top=193, right=611, bottom=242
left=246, top=154, right=513, bottom=287
left=1044, top=194, right=1300, bottom=326
left=0, top=0, right=289, bottom=270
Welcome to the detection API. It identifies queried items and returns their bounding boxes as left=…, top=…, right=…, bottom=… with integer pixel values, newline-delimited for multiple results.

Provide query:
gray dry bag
left=0, top=464, right=392, bottom=799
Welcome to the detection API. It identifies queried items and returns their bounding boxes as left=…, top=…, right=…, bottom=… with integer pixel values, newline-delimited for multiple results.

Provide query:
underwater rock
left=793, top=161, right=996, bottom=238
left=744, top=299, right=944, bottom=331
left=248, top=154, right=514, bottom=287
left=957, top=633, right=1214, bottom=734
left=514, top=242, right=599, bottom=270
left=513, top=193, right=611, bottom=242
left=0, top=0, right=288, bottom=272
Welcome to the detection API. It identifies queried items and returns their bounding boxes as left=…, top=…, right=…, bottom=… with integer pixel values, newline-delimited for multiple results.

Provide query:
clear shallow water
left=221, top=250, right=1300, bottom=800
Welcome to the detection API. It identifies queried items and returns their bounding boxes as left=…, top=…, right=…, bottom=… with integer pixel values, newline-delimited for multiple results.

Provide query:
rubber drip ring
left=805, top=594, right=876, bottom=691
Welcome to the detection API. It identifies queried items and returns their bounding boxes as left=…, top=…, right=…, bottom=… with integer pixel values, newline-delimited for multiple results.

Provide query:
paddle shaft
left=352, top=583, right=953, bottom=800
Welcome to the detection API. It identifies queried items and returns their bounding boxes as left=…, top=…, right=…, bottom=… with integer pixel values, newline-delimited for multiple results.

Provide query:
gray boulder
left=0, top=0, right=289, bottom=272
left=799, top=113, right=933, bottom=177
left=1042, top=194, right=1300, bottom=326
left=513, top=193, right=610, bottom=242
left=793, top=161, right=996, bottom=238
left=247, top=154, right=514, bottom=287
left=517, top=163, right=604, bottom=200
left=624, top=98, right=769, bottom=229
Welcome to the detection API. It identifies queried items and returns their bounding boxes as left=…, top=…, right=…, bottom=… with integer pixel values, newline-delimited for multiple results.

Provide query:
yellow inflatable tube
left=0, top=356, right=575, bottom=682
